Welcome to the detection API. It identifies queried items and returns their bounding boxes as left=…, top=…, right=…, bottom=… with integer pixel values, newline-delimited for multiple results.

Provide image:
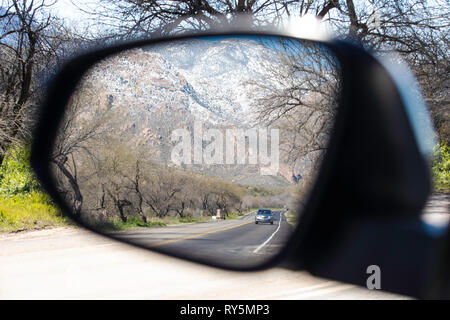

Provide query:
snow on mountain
left=150, top=37, right=274, bottom=125
left=78, top=38, right=292, bottom=187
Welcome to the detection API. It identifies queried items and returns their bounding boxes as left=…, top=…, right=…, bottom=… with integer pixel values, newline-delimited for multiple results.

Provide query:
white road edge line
left=253, top=210, right=284, bottom=254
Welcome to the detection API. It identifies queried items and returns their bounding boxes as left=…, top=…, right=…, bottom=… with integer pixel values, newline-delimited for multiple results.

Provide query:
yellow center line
left=148, top=220, right=254, bottom=248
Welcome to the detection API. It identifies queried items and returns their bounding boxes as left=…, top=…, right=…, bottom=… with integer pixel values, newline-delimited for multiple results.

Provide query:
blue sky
left=52, top=0, right=98, bottom=25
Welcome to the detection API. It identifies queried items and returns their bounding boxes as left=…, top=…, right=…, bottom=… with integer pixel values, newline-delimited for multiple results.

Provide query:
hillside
left=76, top=37, right=322, bottom=188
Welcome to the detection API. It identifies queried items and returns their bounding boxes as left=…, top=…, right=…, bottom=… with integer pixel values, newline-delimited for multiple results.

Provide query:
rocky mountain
left=150, top=37, right=274, bottom=125
left=77, top=37, right=301, bottom=188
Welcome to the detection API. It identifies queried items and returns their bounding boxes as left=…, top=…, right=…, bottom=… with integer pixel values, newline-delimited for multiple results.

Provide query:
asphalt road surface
left=110, top=210, right=294, bottom=267
left=0, top=225, right=408, bottom=299
left=1, top=195, right=447, bottom=299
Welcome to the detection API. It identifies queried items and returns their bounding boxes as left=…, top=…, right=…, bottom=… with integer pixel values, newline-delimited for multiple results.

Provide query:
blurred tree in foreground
left=0, top=0, right=448, bottom=225
left=0, top=0, right=87, bottom=165
left=89, top=0, right=448, bottom=144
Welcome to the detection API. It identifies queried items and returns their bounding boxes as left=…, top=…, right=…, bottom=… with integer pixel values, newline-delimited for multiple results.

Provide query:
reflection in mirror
left=51, top=36, right=340, bottom=267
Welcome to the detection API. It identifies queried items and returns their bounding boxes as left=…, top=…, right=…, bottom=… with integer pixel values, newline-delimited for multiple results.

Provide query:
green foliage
left=284, top=211, right=298, bottom=226
left=226, top=209, right=254, bottom=220
left=0, top=191, right=70, bottom=232
left=178, top=217, right=199, bottom=223
left=98, top=216, right=167, bottom=231
left=0, top=145, right=71, bottom=232
left=432, top=141, right=450, bottom=192
left=0, top=145, right=40, bottom=195
left=243, top=186, right=277, bottom=197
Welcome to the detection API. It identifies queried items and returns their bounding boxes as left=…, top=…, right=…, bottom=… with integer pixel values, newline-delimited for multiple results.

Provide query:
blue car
left=255, top=209, right=273, bottom=225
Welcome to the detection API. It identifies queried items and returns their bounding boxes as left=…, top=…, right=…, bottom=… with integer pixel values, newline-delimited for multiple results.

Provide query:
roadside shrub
left=0, top=145, right=70, bottom=232
left=432, top=141, right=450, bottom=192
left=96, top=216, right=167, bottom=232
left=0, top=145, right=40, bottom=195
left=0, top=191, right=69, bottom=232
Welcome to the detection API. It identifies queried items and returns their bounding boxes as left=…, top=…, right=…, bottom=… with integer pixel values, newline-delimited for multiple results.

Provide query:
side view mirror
left=31, top=27, right=446, bottom=299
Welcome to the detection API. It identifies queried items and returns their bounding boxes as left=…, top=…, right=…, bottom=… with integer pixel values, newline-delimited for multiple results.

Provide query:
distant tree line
left=50, top=78, right=291, bottom=225
left=54, top=134, right=289, bottom=225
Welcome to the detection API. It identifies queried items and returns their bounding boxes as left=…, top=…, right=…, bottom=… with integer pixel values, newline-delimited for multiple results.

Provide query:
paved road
left=0, top=226, right=407, bottom=299
left=110, top=210, right=294, bottom=267
left=421, top=193, right=450, bottom=227
left=1, top=195, right=447, bottom=299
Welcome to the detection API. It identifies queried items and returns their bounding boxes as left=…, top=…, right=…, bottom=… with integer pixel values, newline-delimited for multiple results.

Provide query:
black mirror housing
left=31, top=27, right=446, bottom=299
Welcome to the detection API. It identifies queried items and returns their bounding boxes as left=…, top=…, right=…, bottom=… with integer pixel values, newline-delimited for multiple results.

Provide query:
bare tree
left=325, top=0, right=449, bottom=142
left=51, top=83, right=112, bottom=218
left=88, top=0, right=448, bottom=142
left=81, top=0, right=338, bottom=38
left=140, top=167, right=182, bottom=218
left=127, top=160, right=147, bottom=222
left=246, top=38, right=340, bottom=174
left=0, top=0, right=84, bottom=163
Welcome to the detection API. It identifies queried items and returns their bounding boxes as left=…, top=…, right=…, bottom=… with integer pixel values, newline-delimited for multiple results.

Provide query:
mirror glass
left=51, top=35, right=340, bottom=268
